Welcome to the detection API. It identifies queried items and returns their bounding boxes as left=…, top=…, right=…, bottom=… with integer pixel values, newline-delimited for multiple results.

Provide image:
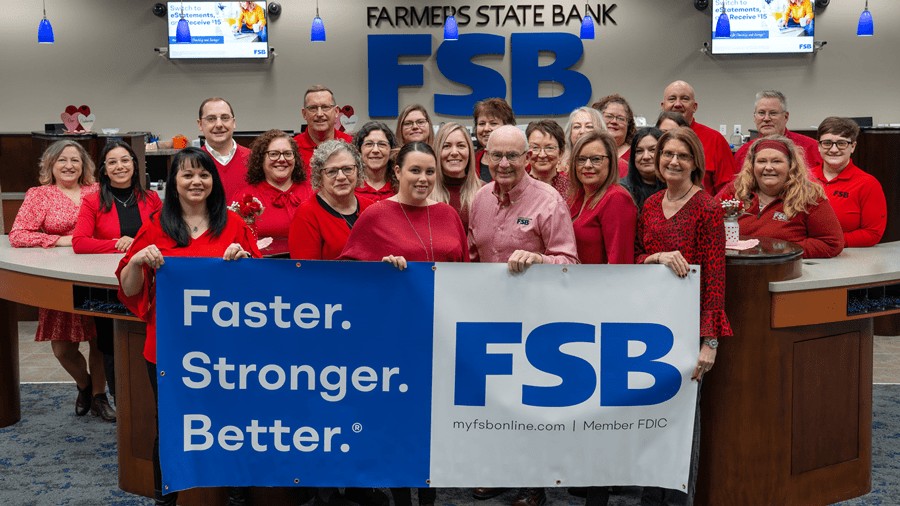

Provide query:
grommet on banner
left=426, top=479, right=431, bottom=484
left=294, top=478, right=300, bottom=484
left=160, top=371, right=165, bottom=376
left=432, top=265, right=436, bottom=271
left=556, top=480, right=561, bottom=485
left=562, top=267, right=568, bottom=273
left=691, top=268, right=697, bottom=274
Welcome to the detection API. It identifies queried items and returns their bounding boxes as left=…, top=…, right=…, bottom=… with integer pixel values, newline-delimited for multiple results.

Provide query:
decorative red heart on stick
left=65, top=105, right=78, bottom=115
left=78, top=105, right=91, bottom=116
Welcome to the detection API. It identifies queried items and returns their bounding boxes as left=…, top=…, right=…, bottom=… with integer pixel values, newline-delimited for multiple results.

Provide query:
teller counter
left=2, top=236, right=898, bottom=505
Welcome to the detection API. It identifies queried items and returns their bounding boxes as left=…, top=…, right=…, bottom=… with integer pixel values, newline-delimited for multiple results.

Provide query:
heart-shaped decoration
left=341, top=105, right=354, bottom=116
left=61, top=112, right=80, bottom=133
left=78, top=113, right=96, bottom=132
left=340, top=114, right=358, bottom=132
left=78, top=105, right=91, bottom=116
left=65, top=105, right=78, bottom=115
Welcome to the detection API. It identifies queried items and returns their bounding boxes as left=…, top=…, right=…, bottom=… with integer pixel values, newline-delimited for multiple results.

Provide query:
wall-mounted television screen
left=710, top=0, right=815, bottom=55
left=167, top=2, right=269, bottom=59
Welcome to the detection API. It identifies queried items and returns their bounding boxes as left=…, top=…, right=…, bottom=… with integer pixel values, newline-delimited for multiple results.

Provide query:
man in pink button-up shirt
left=468, top=125, right=579, bottom=273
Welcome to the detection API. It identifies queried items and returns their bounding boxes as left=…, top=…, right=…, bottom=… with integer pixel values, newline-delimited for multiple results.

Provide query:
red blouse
left=340, top=200, right=469, bottom=263
left=116, top=212, right=262, bottom=363
left=9, top=184, right=98, bottom=248
left=73, top=191, right=163, bottom=253
left=570, top=184, right=637, bottom=265
left=635, top=191, right=732, bottom=339
left=355, top=180, right=396, bottom=203
left=809, top=161, right=887, bottom=248
left=289, top=195, right=374, bottom=260
left=231, top=181, right=313, bottom=240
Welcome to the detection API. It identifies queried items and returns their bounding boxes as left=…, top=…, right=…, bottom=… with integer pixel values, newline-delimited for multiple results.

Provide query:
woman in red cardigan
left=718, top=136, right=844, bottom=259
left=568, top=131, right=637, bottom=265
left=289, top=140, right=374, bottom=260
left=810, top=117, right=886, bottom=247
left=72, top=140, right=161, bottom=421
left=231, top=129, right=313, bottom=246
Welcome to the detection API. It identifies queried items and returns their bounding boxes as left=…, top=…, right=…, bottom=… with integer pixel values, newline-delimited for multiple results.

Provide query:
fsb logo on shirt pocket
left=516, top=217, right=532, bottom=226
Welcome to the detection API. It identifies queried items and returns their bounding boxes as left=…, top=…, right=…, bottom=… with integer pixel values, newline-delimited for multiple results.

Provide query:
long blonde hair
left=733, top=135, right=825, bottom=219
left=430, top=122, right=482, bottom=212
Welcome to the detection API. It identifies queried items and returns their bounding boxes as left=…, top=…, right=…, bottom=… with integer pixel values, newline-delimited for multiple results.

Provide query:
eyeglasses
left=305, top=105, right=335, bottom=113
left=323, top=166, right=356, bottom=178
left=602, top=113, right=627, bottom=124
left=402, top=119, right=428, bottom=129
left=529, top=145, right=559, bottom=155
left=265, top=150, right=295, bottom=161
left=660, top=150, right=694, bottom=162
left=362, top=141, right=391, bottom=149
left=201, top=114, right=233, bottom=124
left=754, top=110, right=784, bottom=119
left=489, top=151, right=526, bottom=163
left=575, top=155, right=610, bottom=166
left=105, top=157, right=134, bottom=168
left=819, top=140, right=852, bottom=150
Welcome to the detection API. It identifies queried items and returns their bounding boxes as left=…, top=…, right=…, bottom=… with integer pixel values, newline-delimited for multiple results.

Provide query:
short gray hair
left=309, top=140, right=365, bottom=190
left=564, top=107, right=607, bottom=154
left=754, top=90, right=787, bottom=112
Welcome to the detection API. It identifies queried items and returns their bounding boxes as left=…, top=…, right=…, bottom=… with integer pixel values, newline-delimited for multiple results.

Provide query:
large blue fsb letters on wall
left=367, top=33, right=592, bottom=117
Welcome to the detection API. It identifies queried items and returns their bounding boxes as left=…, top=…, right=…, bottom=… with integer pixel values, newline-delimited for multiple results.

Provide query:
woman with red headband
left=716, top=135, right=844, bottom=258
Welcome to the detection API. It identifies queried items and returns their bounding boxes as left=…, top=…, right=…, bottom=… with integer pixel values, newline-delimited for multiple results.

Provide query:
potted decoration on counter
left=721, top=198, right=744, bottom=245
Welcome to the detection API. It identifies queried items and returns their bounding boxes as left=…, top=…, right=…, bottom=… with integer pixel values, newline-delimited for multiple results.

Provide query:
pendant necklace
left=400, top=202, right=434, bottom=262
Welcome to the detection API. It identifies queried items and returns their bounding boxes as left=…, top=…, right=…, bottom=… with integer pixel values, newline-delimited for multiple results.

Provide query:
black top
left=316, top=194, right=361, bottom=228
left=110, top=186, right=143, bottom=237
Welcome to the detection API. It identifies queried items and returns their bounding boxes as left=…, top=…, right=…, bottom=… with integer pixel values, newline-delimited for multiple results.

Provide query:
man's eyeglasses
left=201, top=114, right=233, bottom=124
left=488, top=151, right=526, bottom=163
left=305, top=105, right=335, bottom=113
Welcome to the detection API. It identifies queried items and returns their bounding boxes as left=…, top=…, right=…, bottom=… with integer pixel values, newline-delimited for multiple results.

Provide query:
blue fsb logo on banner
left=156, top=258, right=435, bottom=491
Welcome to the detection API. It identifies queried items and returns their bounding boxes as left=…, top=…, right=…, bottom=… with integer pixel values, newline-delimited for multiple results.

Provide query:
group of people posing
left=8, top=80, right=887, bottom=506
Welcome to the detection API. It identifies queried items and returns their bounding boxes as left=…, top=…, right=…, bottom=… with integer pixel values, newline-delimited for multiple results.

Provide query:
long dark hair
left=160, top=147, right=228, bottom=247
left=395, top=141, right=437, bottom=170
left=98, top=140, right=149, bottom=212
left=622, top=127, right=667, bottom=212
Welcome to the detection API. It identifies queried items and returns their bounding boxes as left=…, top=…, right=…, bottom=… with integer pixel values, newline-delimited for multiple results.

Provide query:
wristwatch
left=703, top=339, right=718, bottom=349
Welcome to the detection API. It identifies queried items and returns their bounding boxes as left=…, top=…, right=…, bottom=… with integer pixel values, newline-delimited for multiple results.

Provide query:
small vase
left=724, top=216, right=739, bottom=244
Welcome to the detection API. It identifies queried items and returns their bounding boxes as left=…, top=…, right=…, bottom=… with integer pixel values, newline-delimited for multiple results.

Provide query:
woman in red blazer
left=72, top=140, right=162, bottom=421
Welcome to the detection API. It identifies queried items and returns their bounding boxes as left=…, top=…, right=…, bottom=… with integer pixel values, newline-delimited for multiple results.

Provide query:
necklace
left=399, top=202, right=434, bottom=262
left=184, top=216, right=208, bottom=234
left=666, top=185, right=693, bottom=202
left=112, top=192, right=135, bottom=207
left=320, top=194, right=358, bottom=229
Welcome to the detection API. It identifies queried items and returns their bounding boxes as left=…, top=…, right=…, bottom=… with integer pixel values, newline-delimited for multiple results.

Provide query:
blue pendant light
left=311, top=0, right=325, bottom=41
left=176, top=1, right=191, bottom=43
left=444, top=15, right=458, bottom=41
left=580, top=5, right=594, bottom=40
left=857, top=0, right=873, bottom=36
left=715, top=0, right=731, bottom=38
left=38, top=0, right=54, bottom=43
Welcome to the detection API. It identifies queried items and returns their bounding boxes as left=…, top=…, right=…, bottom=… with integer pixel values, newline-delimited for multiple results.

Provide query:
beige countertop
left=770, top=242, right=900, bottom=292
left=0, top=236, right=122, bottom=286
left=3, top=235, right=899, bottom=294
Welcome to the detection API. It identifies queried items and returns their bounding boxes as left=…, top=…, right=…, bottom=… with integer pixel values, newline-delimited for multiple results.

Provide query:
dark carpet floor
left=1, top=383, right=897, bottom=506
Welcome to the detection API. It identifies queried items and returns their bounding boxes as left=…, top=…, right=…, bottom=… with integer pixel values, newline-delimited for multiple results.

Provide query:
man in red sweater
left=197, top=97, right=250, bottom=201
left=293, top=85, right=353, bottom=179
left=661, top=81, right=736, bottom=195
left=732, top=90, right=822, bottom=170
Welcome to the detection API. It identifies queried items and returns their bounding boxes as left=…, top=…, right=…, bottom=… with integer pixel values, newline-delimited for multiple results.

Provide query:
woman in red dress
left=9, top=140, right=109, bottom=419
left=633, top=127, right=732, bottom=506
left=340, top=141, right=468, bottom=269
left=290, top=140, right=375, bottom=260
left=71, top=140, right=162, bottom=421
left=568, top=131, right=637, bottom=265
left=352, top=121, right=399, bottom=202
left=429, top=122, right=483, bottom=231
left=231, top=129, right=313, bottom=246
left=117, top=147, right=261, bottom=506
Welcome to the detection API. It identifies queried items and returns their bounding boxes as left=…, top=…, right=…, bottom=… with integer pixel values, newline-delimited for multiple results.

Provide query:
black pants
left=95, top=316, right=115, bottom=399
left=390, top=487, right=436, bottom=506
left=146, top=360, right=164, bottom=492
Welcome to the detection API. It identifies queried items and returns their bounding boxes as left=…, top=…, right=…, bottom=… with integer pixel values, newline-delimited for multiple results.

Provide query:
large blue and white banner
left=156, top=258, right=700, bottom=492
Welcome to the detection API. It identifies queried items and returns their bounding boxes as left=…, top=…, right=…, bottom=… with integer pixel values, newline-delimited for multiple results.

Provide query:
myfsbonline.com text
left=452, top=418, right=669, bottom=432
